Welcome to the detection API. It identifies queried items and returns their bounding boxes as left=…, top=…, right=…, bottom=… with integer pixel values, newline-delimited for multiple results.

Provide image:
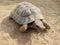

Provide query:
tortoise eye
left=40, top=19, right=43, bottom=21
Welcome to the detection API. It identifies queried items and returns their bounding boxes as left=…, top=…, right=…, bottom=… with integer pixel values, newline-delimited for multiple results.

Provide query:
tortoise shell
left=10, top=2, right=43, bottom=24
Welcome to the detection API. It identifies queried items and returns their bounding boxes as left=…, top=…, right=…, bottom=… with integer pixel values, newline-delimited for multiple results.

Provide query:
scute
left=10, top=2, right=43, bottom=24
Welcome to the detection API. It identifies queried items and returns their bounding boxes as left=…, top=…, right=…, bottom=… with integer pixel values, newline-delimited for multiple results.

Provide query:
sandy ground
left=0, top=0, right=60, bottom=45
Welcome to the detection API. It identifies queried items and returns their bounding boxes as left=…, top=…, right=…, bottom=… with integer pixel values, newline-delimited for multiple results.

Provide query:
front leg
left=19, top=24, right=28, bottom=32
left=40, top=19, right=50, bottom=29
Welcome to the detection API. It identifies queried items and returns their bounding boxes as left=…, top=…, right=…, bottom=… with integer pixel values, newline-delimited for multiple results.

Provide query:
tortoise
left=10, top=2, right=50, bottom=32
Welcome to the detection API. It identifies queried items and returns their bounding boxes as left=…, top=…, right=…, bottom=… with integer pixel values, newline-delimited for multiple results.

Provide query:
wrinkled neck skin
left=27, top=21, right=41, bottom=31
left=28, top=19, right=50, bottom=31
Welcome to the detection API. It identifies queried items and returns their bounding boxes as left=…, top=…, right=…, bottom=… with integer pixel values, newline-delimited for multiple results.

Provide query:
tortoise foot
left=19, top=24, right=28, bottom=32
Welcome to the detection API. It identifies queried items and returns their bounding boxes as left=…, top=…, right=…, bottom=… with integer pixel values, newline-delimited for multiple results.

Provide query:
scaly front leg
left=40, top=19, right=50, bottom=29
left=19, top=24, right=28, bottom=32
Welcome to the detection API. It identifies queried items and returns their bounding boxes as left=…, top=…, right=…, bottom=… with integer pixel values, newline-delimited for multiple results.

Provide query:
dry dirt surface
left=0, top=0, right=60, bottom=45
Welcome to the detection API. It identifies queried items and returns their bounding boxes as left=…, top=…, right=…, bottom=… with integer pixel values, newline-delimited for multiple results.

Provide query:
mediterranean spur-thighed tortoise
left=10, top=2, right=50, bottom=32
